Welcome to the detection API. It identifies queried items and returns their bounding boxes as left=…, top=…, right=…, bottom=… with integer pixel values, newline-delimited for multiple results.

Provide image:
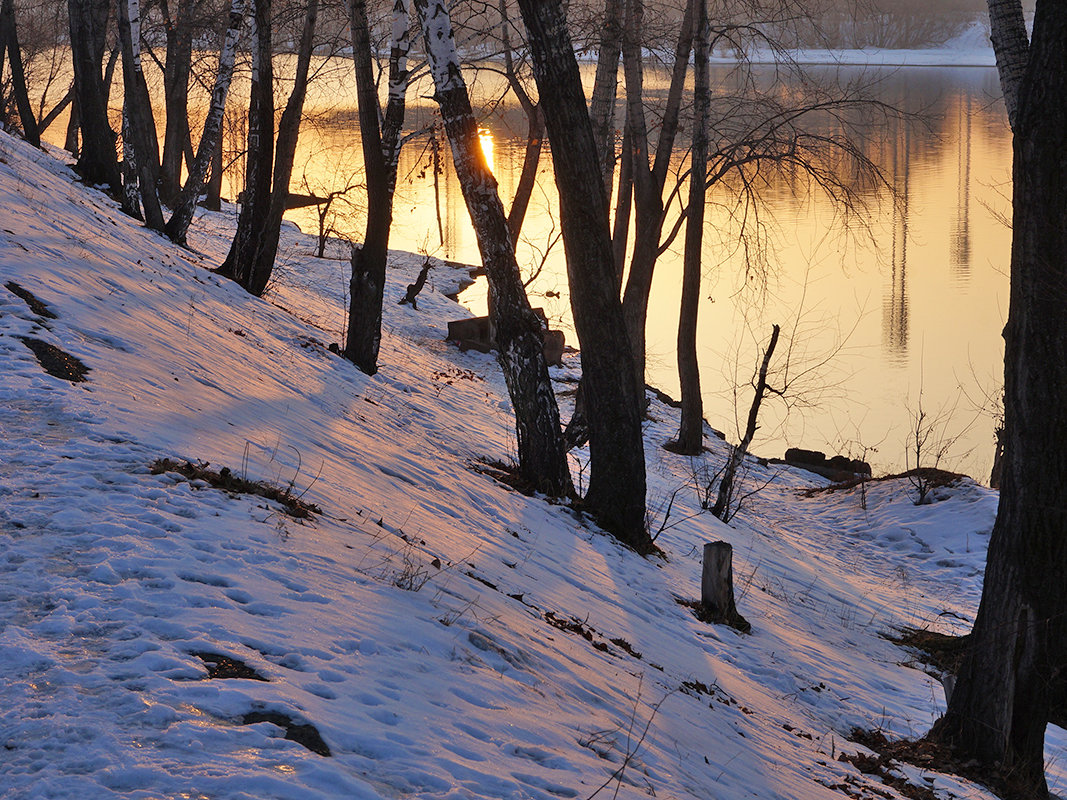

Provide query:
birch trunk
left=118, top=0, right=165, bottom=231
left=413, top=0, right=573, bottom=498
left=165, top=0, right=243, bottom=244
left=218, top=0, right=273, bottom=292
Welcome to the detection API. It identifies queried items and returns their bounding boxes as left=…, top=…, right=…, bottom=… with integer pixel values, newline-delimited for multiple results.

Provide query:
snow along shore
left=0, top=129, right=1062, bottom=799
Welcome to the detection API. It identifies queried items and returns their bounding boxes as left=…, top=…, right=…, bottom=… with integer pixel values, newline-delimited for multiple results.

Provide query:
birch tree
left=217, top=0, right=273, bottom=291
left=412, top=0, right=573, bottom=498
left=164, top=0, right=244, bottom=244
left=927, top=4, right=1067, bottom=798
left=117, top=0, right=165, bottom=231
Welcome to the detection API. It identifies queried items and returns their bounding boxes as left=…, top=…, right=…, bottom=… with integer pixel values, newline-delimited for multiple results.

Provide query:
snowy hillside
left=0, top=130, right=1061, bottom=800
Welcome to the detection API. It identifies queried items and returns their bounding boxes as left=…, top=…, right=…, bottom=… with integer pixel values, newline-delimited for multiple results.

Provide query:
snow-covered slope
left=0, top=130, right=1060, bottom=800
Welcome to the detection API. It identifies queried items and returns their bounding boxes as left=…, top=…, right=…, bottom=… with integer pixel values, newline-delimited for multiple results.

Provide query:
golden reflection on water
left=40, top=58, right=1011, bottom=477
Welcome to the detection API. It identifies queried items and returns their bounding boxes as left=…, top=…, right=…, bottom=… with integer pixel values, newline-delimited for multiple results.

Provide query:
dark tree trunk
left=344, top=0, right=391, bottom=375
left=506, top=104, right=543, bottom=246
left=674, top=0, right=709, bottom=454
left=218, top=0, right=273, bottom=291
left=246, top=0, right=318, bottom=296
left=414, top=0, right=573, bottom=498
left=497, top=0, right=542, bottom=245
left=588, top=0, right=622, bottom=196
left=67, top=0, right=121, bottom=194
left=517, top=0, right=650, bottom=549
left=2, top=0, right=40, bottom=147
left=65, top=95, right=80, bottom=156
left=118, top=0, right=166, bottom=231
left=38, top=83, right=74, bottom=135
left=712, top=324, right=779, bottom=522
left=206, top=124, right=223, bottom=210
left=344, top=0, right=410, bottom=375
left=165, top=0, right=243, bottom=244
left=929, top=5, right=1067, bottom=799
left=159, top=0, right=194, bottom=205
left=618, top=0, right=694, bottom=391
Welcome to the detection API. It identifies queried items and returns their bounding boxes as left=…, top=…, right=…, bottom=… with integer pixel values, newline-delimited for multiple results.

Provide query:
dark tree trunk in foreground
left=674, top=0, right=709, bottom=454
left=118, top=0, right=166, bottom=231
left=219, top=0, right=273, bottom=292
left=929, top=5, right=1067, bottom=798
left=344, top=0, right=411, bottom=374
left=68, top=0, right=121, bottom=193
left=246, top=0, right=318, bottom=296
left=414, top=0, right=572, bottom=498
left=165, top=0, right=244, bottom=244
left=2, top=0, right=40, bottom=147
left=517, top=0, right=649, bottom=549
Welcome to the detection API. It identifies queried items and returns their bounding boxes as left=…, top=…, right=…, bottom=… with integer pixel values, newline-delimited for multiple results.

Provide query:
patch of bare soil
left=19, top=337, right=89, bottom=382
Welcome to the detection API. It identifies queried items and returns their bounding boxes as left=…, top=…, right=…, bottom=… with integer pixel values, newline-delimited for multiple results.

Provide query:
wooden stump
left=700, top=541, right=751, bottom=632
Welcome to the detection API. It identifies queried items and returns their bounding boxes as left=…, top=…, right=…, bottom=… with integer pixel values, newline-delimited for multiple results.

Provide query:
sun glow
left=478, top=128, right=495, bottom=174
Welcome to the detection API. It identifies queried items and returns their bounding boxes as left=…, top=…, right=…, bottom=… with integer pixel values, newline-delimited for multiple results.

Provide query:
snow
left=713, top=20, right=997, bottom=67
left=0, top=129, right=1063, bottom=800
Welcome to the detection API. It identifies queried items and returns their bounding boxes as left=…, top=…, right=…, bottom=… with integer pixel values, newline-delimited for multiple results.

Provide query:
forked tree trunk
left=345, top=0, right=411, bottom=374
left=929, top=5, right=1067, bottom=798
left=619, top=0, right=694, bottom=390
left=165, top=0, right=244, bottom=244
left=159, top=0, right=194, bottom=204
left=218, top=0, right=273, bottom=291
left=674, top=0, right=710, bottom=454
left=517, top=0, right=649, bottom=548
left=413, top=0, right=573, bottom=498
left=2, top=0, right=40, bottom=147
left=247, top=0, right=318, bottom=297
left=118, top=0, right=165, bottom=231
left=67, top=0, right=121, bottom=194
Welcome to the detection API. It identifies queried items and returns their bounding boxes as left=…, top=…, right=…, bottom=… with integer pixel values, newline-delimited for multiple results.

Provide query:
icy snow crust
left=0, top=130, right=1061, bottom=800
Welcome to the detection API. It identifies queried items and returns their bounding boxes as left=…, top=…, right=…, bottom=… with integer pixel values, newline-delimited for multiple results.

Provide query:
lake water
left=42, top=58, right=1013, bottom=479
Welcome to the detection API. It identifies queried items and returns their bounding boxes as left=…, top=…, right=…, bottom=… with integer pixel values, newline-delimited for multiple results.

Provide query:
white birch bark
left=127, top=0, right=141, bottom=71
left=165, top=0, right=245, bottom=242
left=389, top=0, right=411, bottom=103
